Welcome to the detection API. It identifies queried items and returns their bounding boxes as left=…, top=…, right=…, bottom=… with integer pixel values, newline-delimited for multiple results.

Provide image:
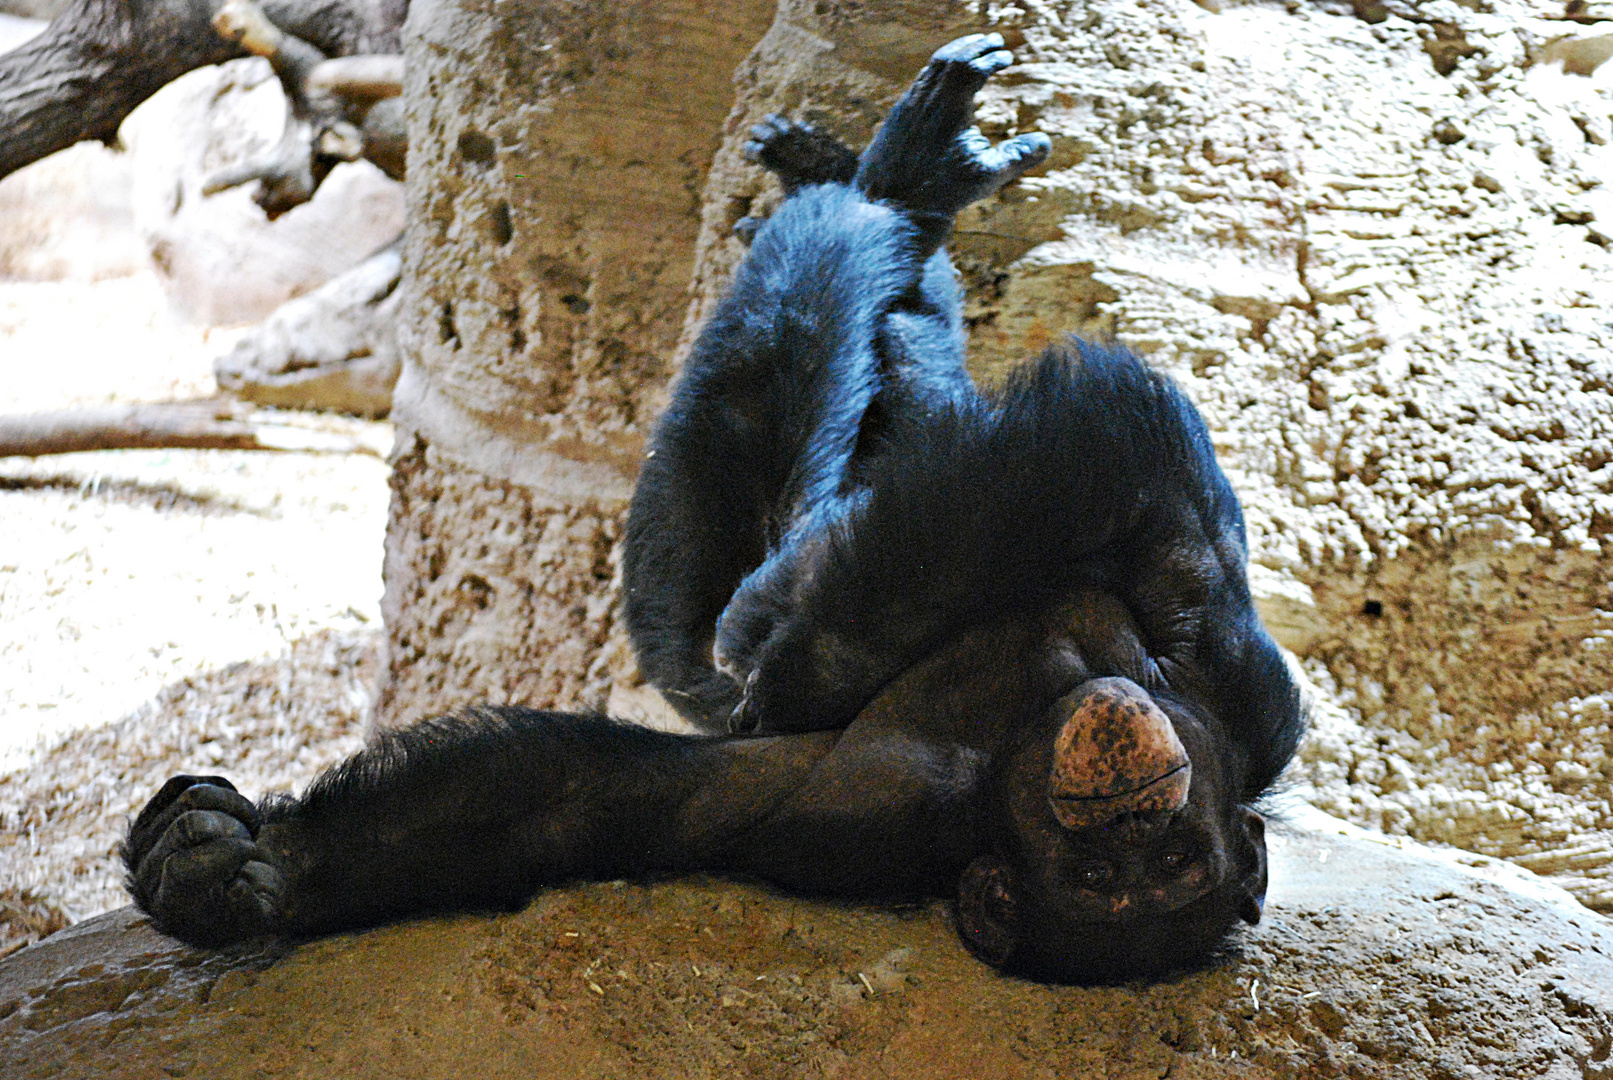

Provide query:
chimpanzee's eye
left=1071, top=860, right=1113, bottom=889
left=1158, top=850, right=1191, bottom=874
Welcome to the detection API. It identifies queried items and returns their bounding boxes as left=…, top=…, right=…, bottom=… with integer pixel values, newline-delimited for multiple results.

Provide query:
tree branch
left=0, top=400, right=384, bottom=457
left=0, top=0, right=405, bottom=180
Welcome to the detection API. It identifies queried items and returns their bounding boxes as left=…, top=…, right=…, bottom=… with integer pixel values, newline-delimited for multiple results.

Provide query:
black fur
left=122, top=34, right=1303, bottom=984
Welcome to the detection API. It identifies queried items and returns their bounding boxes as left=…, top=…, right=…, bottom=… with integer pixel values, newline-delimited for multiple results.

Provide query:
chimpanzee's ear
left=1237, top=808, right=1268, bottom=926
left=956, top=855, right=1019, bottom=968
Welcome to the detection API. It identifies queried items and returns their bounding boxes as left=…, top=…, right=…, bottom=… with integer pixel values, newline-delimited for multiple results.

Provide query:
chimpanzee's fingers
left=150, top=837, right=282, bottom=944
left=130, top=774, right=240, bottom=834
left=973, top=131, right=1052, bottom=188
left=924, top=39, right=1013, bottom=104
left=225, top=859, right=288, bottom=924
left=134, top=809, right=254, bottom=895
left=125, top=783, right=261, bottom=870
left=728, top=668, right=764, bottom=734
left=153, top=836, right=257, bottom=900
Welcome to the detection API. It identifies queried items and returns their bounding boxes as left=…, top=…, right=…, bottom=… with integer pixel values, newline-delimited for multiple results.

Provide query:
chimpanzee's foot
left=744, top=114, right=860, bottom=194
left=122, top=775, right=285, bottom=946
left=855, top=33, right=1051, bottom=219
left=734, top=116, right=863, bottom=244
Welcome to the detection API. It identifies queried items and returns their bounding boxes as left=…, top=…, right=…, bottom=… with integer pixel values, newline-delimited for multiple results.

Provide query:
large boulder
left=212, top=244, right=403, bottom=417
left=1, top=811, right=1608, bottom=1079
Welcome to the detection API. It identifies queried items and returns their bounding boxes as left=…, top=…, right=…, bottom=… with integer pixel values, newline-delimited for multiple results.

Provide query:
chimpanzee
left=121, top=35, right=1303, bottom=983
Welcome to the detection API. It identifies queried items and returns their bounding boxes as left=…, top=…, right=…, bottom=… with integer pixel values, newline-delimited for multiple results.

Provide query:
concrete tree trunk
left=380, top=0, right=778, bottom=725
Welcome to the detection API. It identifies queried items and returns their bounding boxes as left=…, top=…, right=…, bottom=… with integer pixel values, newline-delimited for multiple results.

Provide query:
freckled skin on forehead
left=1047, top=678, right=1192, bottom=831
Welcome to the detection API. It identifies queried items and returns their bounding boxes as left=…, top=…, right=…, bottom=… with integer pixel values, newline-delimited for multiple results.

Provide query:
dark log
left=0, top=0, right=405, bottom=180
left=0, top=399, right=383, bottom=456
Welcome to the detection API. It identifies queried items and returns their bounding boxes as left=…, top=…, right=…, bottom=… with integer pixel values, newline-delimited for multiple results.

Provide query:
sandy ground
left=0, top=266, right=391, bottom=939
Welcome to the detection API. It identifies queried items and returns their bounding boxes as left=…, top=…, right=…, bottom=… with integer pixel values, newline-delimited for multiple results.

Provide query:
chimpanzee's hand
left=122, top=775, right=286, bottom=947
left=855, top=33, right=1051, bottom=218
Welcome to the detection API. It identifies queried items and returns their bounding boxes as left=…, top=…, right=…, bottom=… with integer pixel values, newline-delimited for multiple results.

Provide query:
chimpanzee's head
left=955, top=677, right=1269, bottom=983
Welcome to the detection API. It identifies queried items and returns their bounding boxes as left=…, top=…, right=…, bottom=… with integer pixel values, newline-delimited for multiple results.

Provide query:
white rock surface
left=119, top=58, right=404, bottom=326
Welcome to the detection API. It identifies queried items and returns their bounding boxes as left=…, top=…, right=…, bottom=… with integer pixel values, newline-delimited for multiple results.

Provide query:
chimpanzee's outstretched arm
left=123, top=707, right=986, bottom=947
left=124, top=711, right=830, bottom=944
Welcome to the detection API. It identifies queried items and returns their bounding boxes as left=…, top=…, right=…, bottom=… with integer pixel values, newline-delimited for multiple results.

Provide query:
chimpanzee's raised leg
left=626, top=34, right=1047, bottom=734
left=623, top=186, right=939, bottom=730
left=710, top=36, right=1050, bottom=731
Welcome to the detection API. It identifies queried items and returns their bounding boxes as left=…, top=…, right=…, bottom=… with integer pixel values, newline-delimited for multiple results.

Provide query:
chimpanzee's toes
left=929, top=32, right=1006, bottom=66
left=727, top=670, right=764, bottom=734
left=127, top=775, right=259, bottom=856
left=958, top=128, right=1053, bottom=196
left=733, top=215, right=762, bottom=245
left=927, top=32, right=1013, bottom=90
left=123, top=777, right=285, bottom=947
left=744, top=114, right=860, bottom=193
left=728, top=700, right=761, bottom=735
left=742, top=114, right=793, bottom=164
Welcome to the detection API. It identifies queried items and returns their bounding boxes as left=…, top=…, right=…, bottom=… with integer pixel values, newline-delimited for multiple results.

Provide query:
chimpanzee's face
left=955, top=686, right=1268, bottom=984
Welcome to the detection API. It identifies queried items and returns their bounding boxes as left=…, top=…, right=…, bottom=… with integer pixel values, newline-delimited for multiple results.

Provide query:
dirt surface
left=3, top=812, right=1610, bottom=1080
left=0, top=630, right=376, bottom=938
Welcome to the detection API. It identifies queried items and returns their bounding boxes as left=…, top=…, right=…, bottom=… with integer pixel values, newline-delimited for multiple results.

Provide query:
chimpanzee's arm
left=123, top=708, right=983, bottom=946
left=124, top=711, right=827, bottom=944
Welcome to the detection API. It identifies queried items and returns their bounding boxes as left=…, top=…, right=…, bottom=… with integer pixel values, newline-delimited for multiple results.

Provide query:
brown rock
left=3, top=815, right=1609, bottom=1079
